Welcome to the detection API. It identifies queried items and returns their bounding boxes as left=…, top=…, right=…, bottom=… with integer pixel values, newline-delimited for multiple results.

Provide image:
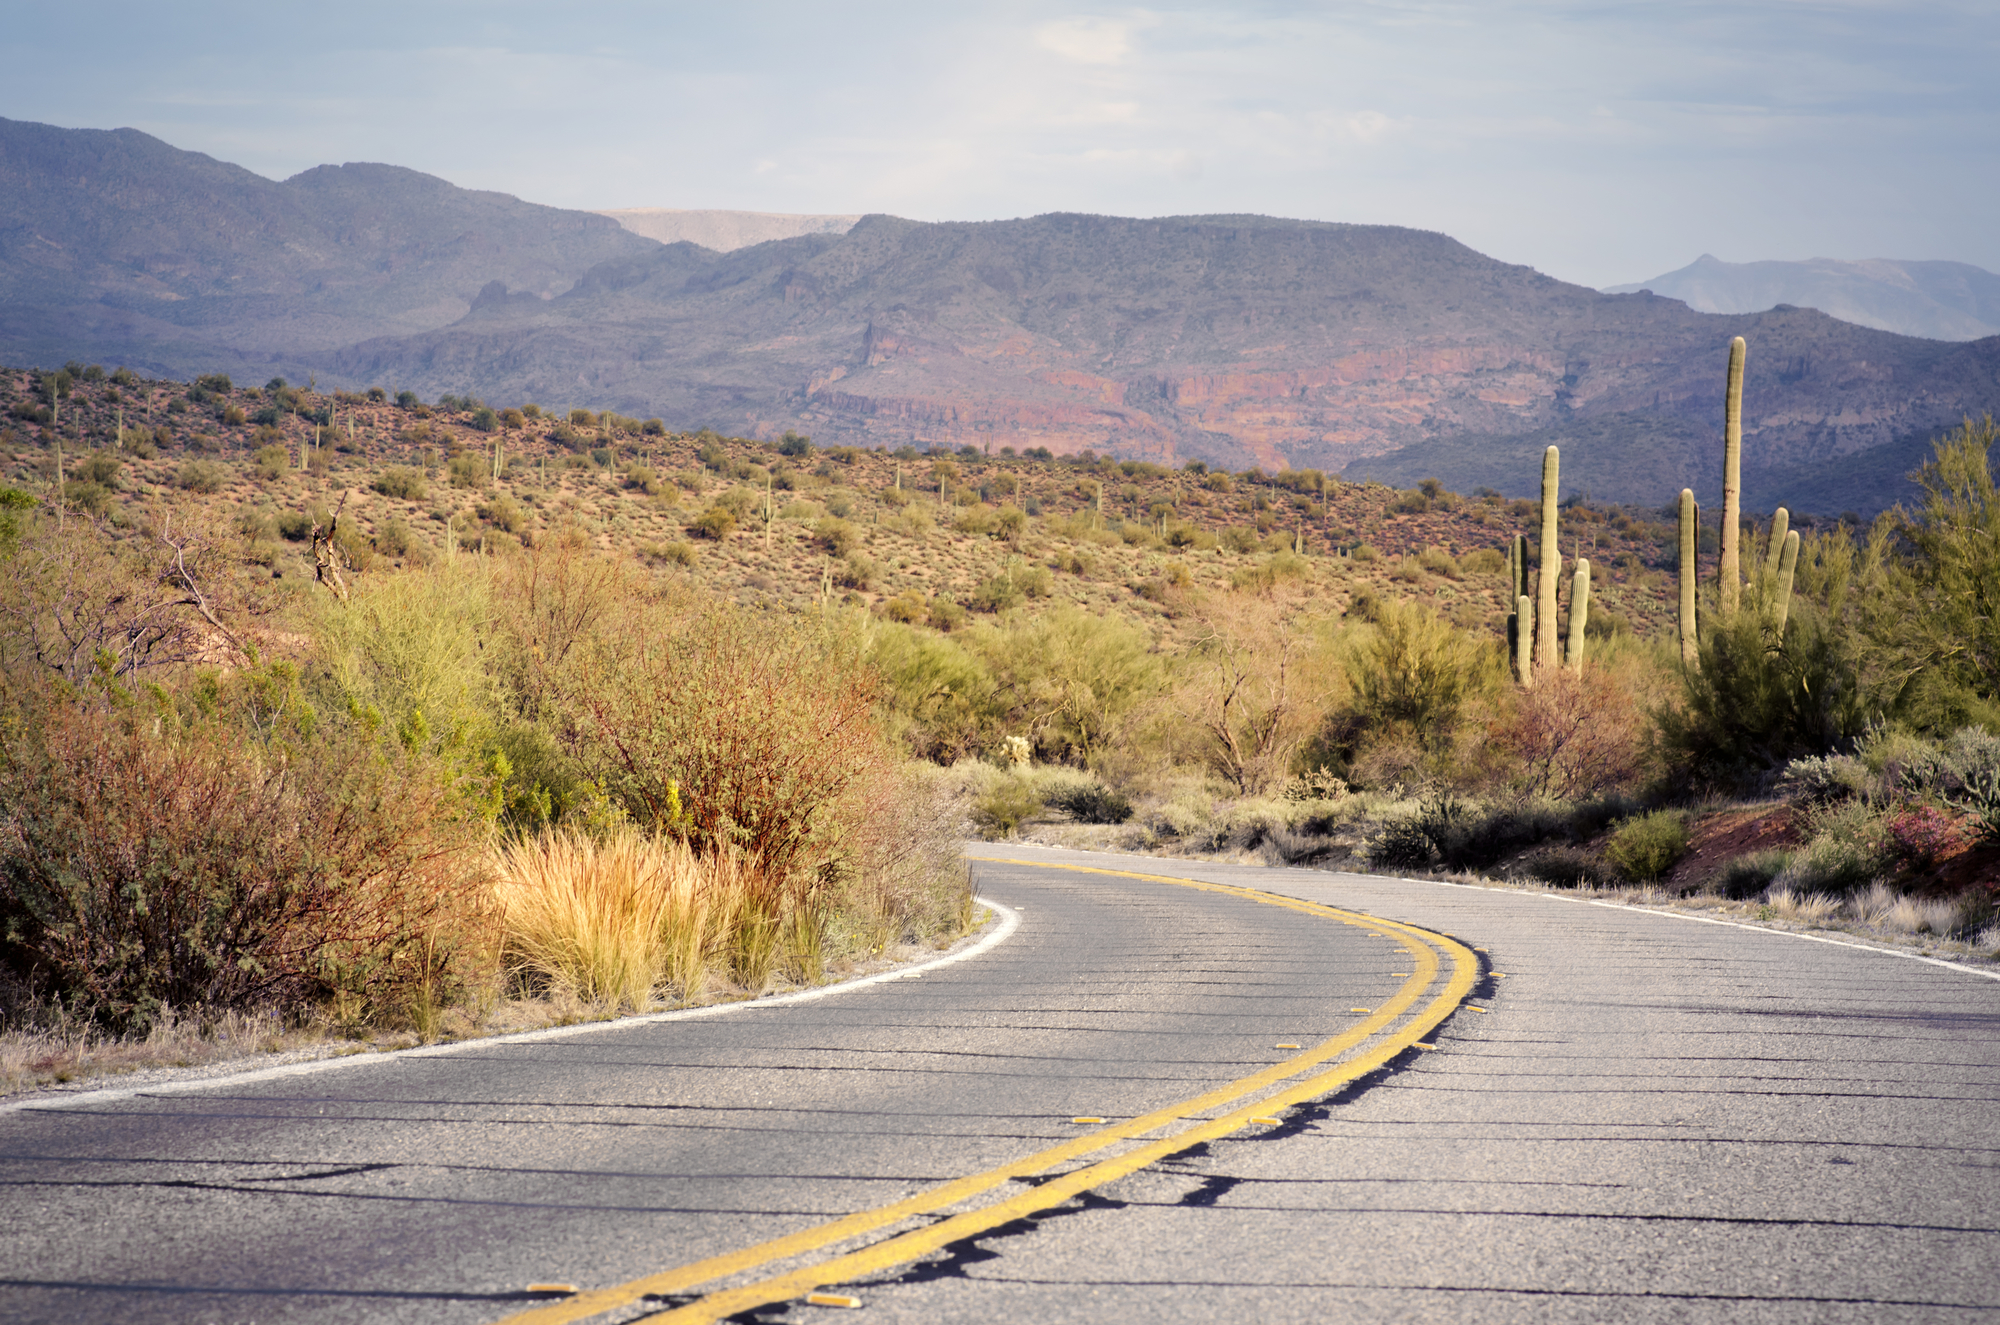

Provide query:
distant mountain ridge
left=594, top=209, right=861, bottom=252
left=1606, top=255, right=2000, bottom=342
left=0, top=115, right=654, bottom=376
left=3, top=117, right=1997, bottom=514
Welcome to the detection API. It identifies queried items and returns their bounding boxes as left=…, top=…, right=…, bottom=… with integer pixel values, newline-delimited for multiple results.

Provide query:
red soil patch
left=1669, top=806, right=1800, bottom=891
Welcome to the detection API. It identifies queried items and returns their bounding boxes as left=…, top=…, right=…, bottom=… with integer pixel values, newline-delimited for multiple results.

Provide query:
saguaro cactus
left=1677, top=488, right=1699, bottom=670
left=1536, top=446, right=1561, bottom=669
left=1565, top=559, right=1591, bottom=671
left=1718, top=335, right=1746, bottom=616
left=1763, top=506, right=1790, bottom=582
left=1515, top=594, right=1535, bottom=690
left=1774, top=529, right=1800, bottom=634
left=1505, top=532, right=1532, bottom=683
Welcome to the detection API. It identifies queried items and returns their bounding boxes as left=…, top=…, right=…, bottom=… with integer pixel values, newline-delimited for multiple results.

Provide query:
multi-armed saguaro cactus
left=1536, top=446, right=1562, bottom=670
left=1677, top=488, right=1699, bottom=670
left=1718, top=335, right=1746, bottom=616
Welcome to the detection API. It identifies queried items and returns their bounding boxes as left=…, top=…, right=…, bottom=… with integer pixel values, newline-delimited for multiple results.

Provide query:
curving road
left=2, top=846, right=1996, bottom=1323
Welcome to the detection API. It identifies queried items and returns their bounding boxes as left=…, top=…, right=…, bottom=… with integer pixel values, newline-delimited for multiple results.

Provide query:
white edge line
left=985, top=842, right=2000, bottom=985
left=2, top=900, right=1022, bottom=1116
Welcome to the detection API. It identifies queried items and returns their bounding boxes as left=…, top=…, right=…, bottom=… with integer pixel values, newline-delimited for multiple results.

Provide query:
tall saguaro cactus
left=1565, top=560, right=1591, bottom=671
left=1536, top=446, right=1561, bottom=669
left=1677, top=489, right=1699, bottom=670
left=1718, top=336, right=1746, bottom=616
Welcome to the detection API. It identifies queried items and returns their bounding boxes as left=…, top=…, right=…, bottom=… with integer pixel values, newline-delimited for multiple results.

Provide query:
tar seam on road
left=490, top=858, right=1478, bottom=1325
left=0, top=903, right=1024, bottom=1119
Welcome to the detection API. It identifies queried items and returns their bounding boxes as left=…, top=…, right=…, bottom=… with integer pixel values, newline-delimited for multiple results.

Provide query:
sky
left=6, top=1, right=1996, bottom=289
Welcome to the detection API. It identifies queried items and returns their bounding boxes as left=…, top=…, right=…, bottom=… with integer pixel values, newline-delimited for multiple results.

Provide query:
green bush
left=1520, top=846, right=1615, bottom=889
left=1716, top=849, right=1792, bottom=899
left=176, top=460, right=227, bottom=494
left=253, top=444, right=289, bottom=481
left=372, top=466, right=428, bottom=500
left=688, top=505, right=738, bottom=540
left=1604, top=811, right=1690, bottom=880
left=1654, top=607, right=1868, bottom=793
left=275, top=511, right=313, bottom=542
left=973, top=780, right=1043, bottom=839
left=1046, top=783, right=1134, bottom=825
left=447, top=454, right=487, bottom=489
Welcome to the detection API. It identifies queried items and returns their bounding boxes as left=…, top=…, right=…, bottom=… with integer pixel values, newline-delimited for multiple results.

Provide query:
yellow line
left=492, top=857, right=1479, bottom=1325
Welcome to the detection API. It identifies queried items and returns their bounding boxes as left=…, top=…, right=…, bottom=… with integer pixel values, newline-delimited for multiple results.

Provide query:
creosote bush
left=1604, top=811, right=1690, bottom=880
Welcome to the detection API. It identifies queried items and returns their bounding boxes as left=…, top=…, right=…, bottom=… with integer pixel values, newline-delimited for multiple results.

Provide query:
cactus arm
left=1775, top=528, right=1800, bottom=635
left=1566, top=559, right=1591, bottom=671
left=1516, top=594, right=1536, bottom=690
left=1764, top=506, right=1789, bottom=582
left=1537, top=446, right=1561, bottom=668
left=1719, top=336, right=1745, bottom=616
left=1678, top=488, right=1699, bottom=671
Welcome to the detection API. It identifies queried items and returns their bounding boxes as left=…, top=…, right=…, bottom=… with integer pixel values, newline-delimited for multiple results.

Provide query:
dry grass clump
left=494, top=829, right=776, bottom=1008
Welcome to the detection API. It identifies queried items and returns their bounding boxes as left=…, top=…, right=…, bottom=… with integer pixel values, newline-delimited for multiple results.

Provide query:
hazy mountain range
left=4, top=116, right=1996, bottom=514
left=1606, top=255, right=2000, bottom=342
left=594, top=209, right=861, bottom=252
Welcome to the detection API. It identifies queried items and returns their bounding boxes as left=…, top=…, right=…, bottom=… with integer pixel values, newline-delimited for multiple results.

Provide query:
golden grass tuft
left=493, top=829, right=752, bottom=1009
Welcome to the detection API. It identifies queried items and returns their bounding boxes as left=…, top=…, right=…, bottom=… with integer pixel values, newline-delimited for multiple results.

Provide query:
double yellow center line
left=495, top=858, right=1480, bottom=1325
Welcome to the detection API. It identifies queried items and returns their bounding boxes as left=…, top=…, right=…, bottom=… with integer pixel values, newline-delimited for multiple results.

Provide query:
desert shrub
left=1604, top=810, right=1690, bottom=880
left=1884, top=806, right=1967, bottom=867
left=469, top=406, right=498, bottom=433
left=1417, top=546, right=1461, bottom=579
left=372, top=466, right=428, bottom=500
left=688, top=505, right=738, bottom=540
left=176, top=460, right=226, bottom=494
left=1343, top=601, right=1494, bottom=761
left=1778, top=753, right=1869, bottom=804
left=251, top=443, right=290, bottom=481
left=973, top=779, right=1044, bottom=839
left=1489, top=666, right=1647, bottom=800
left=835, top=554, right=876, bottom=590
left=1716, top=849, right=1792, bottom=899
left=1365, top=814, right=1435, bottom=870
left=1520, top=846, right=1615, bottom=889
left=868, top=623, right=997, bottom=764
left=550, top=600, right=890, bottom=891
left=373, top=517, right=432, bottom=565
left=1046, top=782, right=1134, bottom=824
left=1774, top=802, right=1892, bottom=894
left=816, top=517, right=858, bottom=556
left=0, top=694, right=496, bottom=1031
left=447, top=454, right=487, bottom=489
left=638, top=539, right=696, bottom=568
left=1461, top=547, right=1504, bottom=575
left=272, top=510, right=312, bottom=542
left=929, top=596, right=967, bottom=632
left=1654, top=607, right=1868, bottom=793
left=1350, top=542, right=1380, bottom=563
left=969, top=606, right=1160, bottom=766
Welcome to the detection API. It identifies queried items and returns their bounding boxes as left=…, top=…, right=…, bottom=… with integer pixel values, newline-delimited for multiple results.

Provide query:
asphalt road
left=2, top=846, right=1996, bottom=1323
